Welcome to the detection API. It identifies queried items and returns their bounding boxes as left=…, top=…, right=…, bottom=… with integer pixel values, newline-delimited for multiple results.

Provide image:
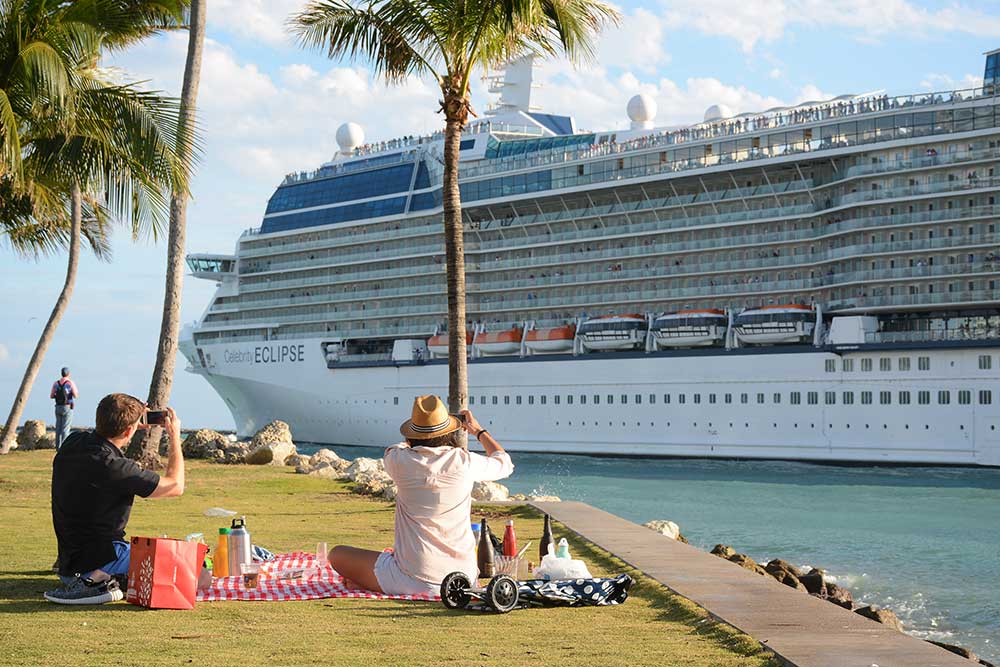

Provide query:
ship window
left=979, top=390, right=992, bottom=404
left=635, top=394, right=642, bottom=404
left=979, top=355, right=992, bottom=370
left=621, top=394, right=628, bottom=404
left=825, top=391, right=836, bottom=405
left=725, top=393, right=732, bottom=404
left=756, top=393, right=765, bottom=404
left=791, top=392, right=801, bottom=405
left=649, top=394, right=656, bottom=404
left=938, top=390, right=950, bottom=404
left=468, top=396, right=474, bottom=405
left=567, top=395, right=573, bottom=405
left=918, top=356, right=930, bottom=370
left=808, top=392, right=818, bottom=404
left=958, top=390, right=971, bottom=405
left=842, top=359, right=854, bottom=372
left=480, top=395, right=486, bottom=404
left=880, top=358, right=891, bottom=371
left=580, top=395, right=586, bottom=404
left=608, top=395, right=614, bottom=404
left=693, top=394, right=701, bottom=404
left=861, top=358, right=873, bottom=372
left=843, top=392, right=854, bottom=405
left=709, top=394, right=717, bottom=404
left=678, top=394, right=686, bottom=404
left=528, top=395, right=534, bottom=405
left=918, top=390, right=930, bottom=405
left=773, top=393, right=781, bottom=404
left=663, top=394, right=670, bottom=404
left=898, top=357, right=910, bottom=371
left=899, top=391, right=910, bottom=404
left=541, top=395, right=547, bottom=405
left=492, top=396, right=498, bottom=405
left=504, top=396, right=510, bottom=405
left=861, top=391, right=873, bottom=405
left=824, top=359, right=836, bottom=372
left=593, top=395, right=600, bottom=404
left=394, top=397, right=399, bottom=405
left=516, top=396, right=522, bottom=405
left=880, top=391, right=891, bottom=405
left=741, top=393, right=748, bottom=404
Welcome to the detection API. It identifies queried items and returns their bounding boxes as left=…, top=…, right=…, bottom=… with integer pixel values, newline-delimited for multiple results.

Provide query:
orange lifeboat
left=525, top=324, right=576, bottom=353
left=474, top=327, right=522, bottom=356
left=579, top=314, right=648, bottom=351
left=427, top=332, right=472, bottom=358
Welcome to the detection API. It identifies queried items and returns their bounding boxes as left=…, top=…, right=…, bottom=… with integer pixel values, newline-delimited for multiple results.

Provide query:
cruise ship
left=182, top=51, right=1000, bottom=466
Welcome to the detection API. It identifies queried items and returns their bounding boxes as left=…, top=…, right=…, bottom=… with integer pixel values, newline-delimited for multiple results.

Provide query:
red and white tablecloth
left=197, top=552, right=439, bottom=602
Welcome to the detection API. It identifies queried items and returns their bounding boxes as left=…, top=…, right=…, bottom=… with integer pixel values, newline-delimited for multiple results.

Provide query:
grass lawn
left=0, top=451, right=776, bottom=667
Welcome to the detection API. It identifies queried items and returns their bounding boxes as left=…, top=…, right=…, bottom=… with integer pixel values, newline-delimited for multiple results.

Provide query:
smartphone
left=453, top=412, right=467, bottom=424
left=146, top=410, right=169, bottom=426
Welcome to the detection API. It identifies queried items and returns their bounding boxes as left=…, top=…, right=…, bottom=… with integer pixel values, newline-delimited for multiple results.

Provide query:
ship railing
left=212, top=281, right=445, bottom=312
left=237, top=263, right=445, bottom=293
left=837, top=175, right=1000, bottom=207
left=333, top=353, right=394, bottom=363
left=239, top=240, right=443, bottom=275
left=238, top=220, right=443, bottom=258
left=865, top=328, right=1000, bottom=344
left=830, top=289, right=1000, bottom=311
left=843, top=145, right=1000, bottom=178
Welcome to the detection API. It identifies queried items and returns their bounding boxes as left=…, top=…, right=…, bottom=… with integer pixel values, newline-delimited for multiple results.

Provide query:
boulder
left=727, top=553, right=769, bottom=577
left=823, top=582, right=854, bottom=610
left=250, top=420, right=294, bottom=450
left=35, top=432, right=56, bottom=450
left=769, top=569, right=806, bottom=591
left=854, top=605, right=904, bottom=632
left=222, top=442, right=250, bottom=464
left=246, top=440, right=296, bottom=466
left=711, top=544, right=736, bottom=559
left=344, top=457, right=384, bottom=480
left=310, top=448, right=343, bottom=468
left=928, top=641, right=978, bottom=662
left=799, top=568, right=827, bottom=596
left=509, top=493, right=528, bottom=501
left=527, top=494, right=562, bottom=502
left=471, top=480, right=510, bottom=502
left=354, top=470, right=393, bottom=496
left=381, top=483, right=398, bottom=501
left=284, top=453, right=311, bottom=468
left=764, top=559, right=801, bottom=578
left=181, top=429, right=230, bottom=459
left=308, top=463, right=347, bottom=480
left=643, top=520, right=681, bottom=540
left=16, top=420, right=46, bottom=450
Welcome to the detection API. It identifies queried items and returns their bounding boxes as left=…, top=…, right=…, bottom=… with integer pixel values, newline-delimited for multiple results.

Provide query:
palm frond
left=0, top=88, right=21, bottom=178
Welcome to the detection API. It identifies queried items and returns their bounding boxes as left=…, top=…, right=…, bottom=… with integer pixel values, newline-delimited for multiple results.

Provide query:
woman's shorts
left=373, top=551, right=440, bottom=597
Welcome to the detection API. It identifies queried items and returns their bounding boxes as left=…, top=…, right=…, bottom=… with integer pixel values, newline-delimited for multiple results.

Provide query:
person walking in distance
left=51, top=367, right=78, bottom=450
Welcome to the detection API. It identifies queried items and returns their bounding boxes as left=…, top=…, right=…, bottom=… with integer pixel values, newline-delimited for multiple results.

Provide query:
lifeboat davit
left=579, top=314, right=647, bottom=351
left=651, top=309, right=727, bottom=348
left=474, top=327, right=522, bottom=356
left=525, top=324, right=576, bottom=353
left=734, top=304, right=815, bottom=345
left=427, top=332, right=472, bottom=358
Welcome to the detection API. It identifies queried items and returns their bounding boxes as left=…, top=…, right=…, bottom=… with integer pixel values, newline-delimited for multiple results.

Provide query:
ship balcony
left=864, top=327, right=1000, bottom=344
left=239, top=240, right=444, bottom=275
left=187, top=254, right=236, bottom=280
left=237, top=262, right=445, bottom=294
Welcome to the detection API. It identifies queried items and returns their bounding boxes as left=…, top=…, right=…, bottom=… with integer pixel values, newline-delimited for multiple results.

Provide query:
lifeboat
left=734, top=304, right=815, bottom=345
left=651, top=309, right=727, bottom=348
left=579, top=314, right=647, bottom=352
left=474, top=327, right=522, bottom=356
left=427, top=332, right=472, bottom=358
left=525, top=324, right=576, bottom=353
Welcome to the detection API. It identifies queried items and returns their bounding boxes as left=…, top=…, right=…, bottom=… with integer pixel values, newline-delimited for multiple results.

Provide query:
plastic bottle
left=540, top=513, right=555, bottom=561
left=503, top=520, right=517, bottom=557
left=477, top=517, right=495, bottom=579
left=215, top=528, right=231, bottom=578
left=228, top=517, right=252, bottom=571
left=555, top=537, right=570, bottom=559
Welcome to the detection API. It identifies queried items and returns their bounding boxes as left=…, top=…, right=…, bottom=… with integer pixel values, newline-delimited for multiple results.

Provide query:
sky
left=1, top=0, right=998, bottom=431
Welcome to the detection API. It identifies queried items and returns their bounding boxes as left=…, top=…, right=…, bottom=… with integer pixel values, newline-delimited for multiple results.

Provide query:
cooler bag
left=126, top=537, right=208, bottom=610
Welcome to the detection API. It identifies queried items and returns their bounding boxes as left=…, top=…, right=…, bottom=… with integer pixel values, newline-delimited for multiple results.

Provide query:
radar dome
left=703, top=104, right=733, bottom=123
left=336, top=122, right=364, bottom=155
left=627, top=93, right=657, bottom=129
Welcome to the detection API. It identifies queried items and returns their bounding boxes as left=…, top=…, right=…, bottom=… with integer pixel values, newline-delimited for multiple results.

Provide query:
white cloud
left=919, top=72, right=984, bottom=92
left=0, top=343, right=9, bottom=364
left=769, top=68, right=783, bottom=80
left=208, top=0, right=304, bottom=47
left=594, top=7, right=671, bottom=74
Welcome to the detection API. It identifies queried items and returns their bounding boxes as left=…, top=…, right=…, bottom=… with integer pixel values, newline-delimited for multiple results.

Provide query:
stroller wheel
left=486, top=574, right=518, bottom=613
left=440, top=571, right=472, bottom=609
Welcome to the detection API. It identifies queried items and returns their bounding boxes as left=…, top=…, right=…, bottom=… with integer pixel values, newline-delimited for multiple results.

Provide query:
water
left=302, top=443, right=999, bottom=660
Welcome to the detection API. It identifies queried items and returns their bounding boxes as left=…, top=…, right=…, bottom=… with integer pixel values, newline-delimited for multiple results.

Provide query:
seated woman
left=329, top=395, right=513, bottom=595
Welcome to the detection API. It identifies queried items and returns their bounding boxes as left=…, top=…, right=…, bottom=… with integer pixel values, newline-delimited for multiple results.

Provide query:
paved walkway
left=529, top=501, right=970, bottom=667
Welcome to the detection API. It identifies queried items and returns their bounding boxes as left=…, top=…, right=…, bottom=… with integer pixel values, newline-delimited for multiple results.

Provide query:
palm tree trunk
left=442, top=114, right=468, bottom=416
left=127, top=0, right=205, bottom=469
left=0, top=185, right=83, bottom=454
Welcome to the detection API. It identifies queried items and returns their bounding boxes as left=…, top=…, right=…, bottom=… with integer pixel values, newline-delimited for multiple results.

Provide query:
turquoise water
left=306, top=444, right=999, bottom=660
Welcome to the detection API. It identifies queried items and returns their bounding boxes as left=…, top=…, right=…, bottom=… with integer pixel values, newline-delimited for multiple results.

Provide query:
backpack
left=54, top=381, right=71, bottom=406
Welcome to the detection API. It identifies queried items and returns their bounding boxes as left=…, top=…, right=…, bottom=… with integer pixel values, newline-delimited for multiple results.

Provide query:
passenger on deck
left=327, top=396, right=513, bottom=596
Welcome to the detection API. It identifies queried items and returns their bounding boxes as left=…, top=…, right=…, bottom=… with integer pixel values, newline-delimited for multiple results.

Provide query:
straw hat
left=400, top=395, right=462, bottom=440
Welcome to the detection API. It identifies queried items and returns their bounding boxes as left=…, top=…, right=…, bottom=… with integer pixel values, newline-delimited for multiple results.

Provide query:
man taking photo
left=45, top=394, right=185, bottom=605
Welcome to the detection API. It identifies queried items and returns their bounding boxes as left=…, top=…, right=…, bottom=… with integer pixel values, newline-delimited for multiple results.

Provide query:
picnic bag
left=126, top=537, right=208, bottom=610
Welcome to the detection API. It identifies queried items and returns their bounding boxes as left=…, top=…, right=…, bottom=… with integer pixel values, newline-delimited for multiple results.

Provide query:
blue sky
left=1, top=0, right=998, bottom=432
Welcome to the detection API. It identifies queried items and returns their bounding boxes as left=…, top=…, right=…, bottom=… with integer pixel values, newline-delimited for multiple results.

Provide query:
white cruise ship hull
left=184, top=338, right=1000, bottom=466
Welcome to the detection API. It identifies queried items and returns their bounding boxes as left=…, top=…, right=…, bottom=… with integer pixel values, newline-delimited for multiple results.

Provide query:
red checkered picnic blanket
left=197, top=552, right=439, bottom=602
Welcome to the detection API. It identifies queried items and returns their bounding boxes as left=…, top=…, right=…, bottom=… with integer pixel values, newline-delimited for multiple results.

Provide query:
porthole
left=960, top=424, right=965, bottom=430
left=925, top=425, right=929, bottom=430
left=729, top=422, right=733, bottom=428
left=744, top=422, right=749, bottom=428
left=905, top=424, right=909, bottom=429
left=693, top=422, right=698, bottom=427
left=992, top=425, right=996, bottom=431
left=883, top=424, right=887, bottom=429
left=794, top=423, right=798, bottom=428
left=865, top=424, right=870, bottom=429
left=846, top=424, right=850, bottom=429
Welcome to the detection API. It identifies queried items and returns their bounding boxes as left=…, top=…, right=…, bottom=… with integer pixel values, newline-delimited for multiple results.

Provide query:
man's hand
left=163, top=407, right=181, bottom=444
left=459, top=409, right=483, bottom=435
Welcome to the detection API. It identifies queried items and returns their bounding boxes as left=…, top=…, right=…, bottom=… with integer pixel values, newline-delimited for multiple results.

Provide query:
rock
left=823, top=582, right=854, bottom=610
left=222, top=442, right=250, bottom=464
left=471, top=480, right=510, bottom=502
left=354, top=470, right=393, bottom=495
left=35, top=432, right=56, bottom=450
left=250, top=420, right=294, bottom=450
left=727, top=553, right=769, bottom=577
left=527, top=494, right=562, bottom=502
left=181, top=429, right=230, bottom=459
left=345, top=457, right=384, bottom=481
left=157, top=430, right=171, bottom=456
left=509, top=493, right=528, bottom=501
left=17, top=420, right=46, bottom=450
left=307, top=463, right=346, bottom=480
left=770, top=569, right=806, bottom=591
left=765, top=559, right=801, bottom=578
left=284, top=453, right=311, bottom=468
left=928, top=641, right=978, bottom=662
left=799, top=568, right=827, bottom=596
left=643, top=520, right=681, bottom=540
left=711, top=544, right=736, bottom=559
left=854, top=605, right=904, bottom=632
left=246, top=440, right=296, bottom=466
left=381, top=483, right=398, bottom=501
left=310, top=448, right=343, bottom=467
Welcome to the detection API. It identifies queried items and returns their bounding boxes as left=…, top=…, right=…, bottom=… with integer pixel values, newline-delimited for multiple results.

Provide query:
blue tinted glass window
left=459, top=139, right=476, bottom=151
left=265, top=163, right=415, bottom=214
left=410, top=191, right=441, bottom=211
left=261, top=196, right=407, bottom=233
left=413, top=162, right=431, bottom=189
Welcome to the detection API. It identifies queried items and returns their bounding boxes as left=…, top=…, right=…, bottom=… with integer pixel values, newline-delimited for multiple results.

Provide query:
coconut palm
left=290, top=0, right=618, bottom=414
left=127, top=0, right=205, bottom=470
left=0, top=0, right=192, bottom=454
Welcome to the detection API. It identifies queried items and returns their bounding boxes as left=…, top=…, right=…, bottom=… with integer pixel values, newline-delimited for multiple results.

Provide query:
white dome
left=627, top=93, right=657, bottom=123
left=336, top=122, right=364, bottom=154
left=703, top=104, right=734, bottom=123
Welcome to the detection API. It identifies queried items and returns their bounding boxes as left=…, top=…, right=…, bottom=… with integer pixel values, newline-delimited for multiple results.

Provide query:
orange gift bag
left=126, top=537, right=208, bottom=610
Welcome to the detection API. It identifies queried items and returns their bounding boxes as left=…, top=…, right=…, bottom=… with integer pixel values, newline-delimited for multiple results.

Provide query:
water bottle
left=555, top=537, right=570, bottom=559
left=228, top=517, right=252, bottom=570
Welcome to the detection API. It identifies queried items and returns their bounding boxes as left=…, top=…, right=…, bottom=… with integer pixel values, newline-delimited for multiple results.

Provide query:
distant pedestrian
left=51, top=367, right=78, bottom=450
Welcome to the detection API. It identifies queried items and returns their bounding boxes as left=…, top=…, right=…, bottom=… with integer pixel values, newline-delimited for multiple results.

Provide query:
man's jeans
left=54, top=405, right=72, bottom=450
left=58, top=541, right=130, bottom=585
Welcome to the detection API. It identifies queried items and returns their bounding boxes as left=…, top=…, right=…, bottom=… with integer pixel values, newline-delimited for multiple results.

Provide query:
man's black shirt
left=52, top=431, right=160, bottom=576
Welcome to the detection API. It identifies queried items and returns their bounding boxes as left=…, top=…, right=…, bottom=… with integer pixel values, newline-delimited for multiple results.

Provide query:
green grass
left=0, top=451, right=776, bottom=667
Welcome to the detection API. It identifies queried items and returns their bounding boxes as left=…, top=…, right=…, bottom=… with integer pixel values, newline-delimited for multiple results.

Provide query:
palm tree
left=0, top=0, right=191, bottom=454
left=127, top=0, right=206, bottom=470
left=290, top=0, right=618, bottom=414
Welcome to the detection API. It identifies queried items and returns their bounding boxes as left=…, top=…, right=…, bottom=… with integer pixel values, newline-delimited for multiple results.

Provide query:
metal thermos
left=228, top=516, right=252, bottom=570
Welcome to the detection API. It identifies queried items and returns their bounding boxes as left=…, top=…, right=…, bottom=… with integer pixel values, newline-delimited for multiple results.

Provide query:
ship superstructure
left=182, top=53, right=1000, bottom=466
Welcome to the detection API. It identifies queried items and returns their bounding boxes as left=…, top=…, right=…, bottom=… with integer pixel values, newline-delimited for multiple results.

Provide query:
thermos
left=477, top=517, right=495, bottom=579
left=503, top=520, right=517, bottom=557
left=540, top=513, right=554, bottom=560
left=228, top=516, right=252, bottom=570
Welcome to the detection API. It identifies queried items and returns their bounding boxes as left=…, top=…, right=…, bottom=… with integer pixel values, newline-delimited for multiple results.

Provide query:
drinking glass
left=316, top=542, right=329, bottom=569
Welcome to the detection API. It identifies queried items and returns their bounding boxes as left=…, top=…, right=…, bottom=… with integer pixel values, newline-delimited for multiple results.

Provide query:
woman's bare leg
left=329, top=545, right=383, bottom=592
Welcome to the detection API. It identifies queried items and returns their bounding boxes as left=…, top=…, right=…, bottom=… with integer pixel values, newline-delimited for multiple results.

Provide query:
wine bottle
left=540, top=513, right=554, bottom=560
left=478, top=517, right=495, bottom=578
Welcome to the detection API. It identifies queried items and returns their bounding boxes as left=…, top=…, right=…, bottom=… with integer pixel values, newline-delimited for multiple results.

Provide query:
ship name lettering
left=253, top=344, right=306, bottom=364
